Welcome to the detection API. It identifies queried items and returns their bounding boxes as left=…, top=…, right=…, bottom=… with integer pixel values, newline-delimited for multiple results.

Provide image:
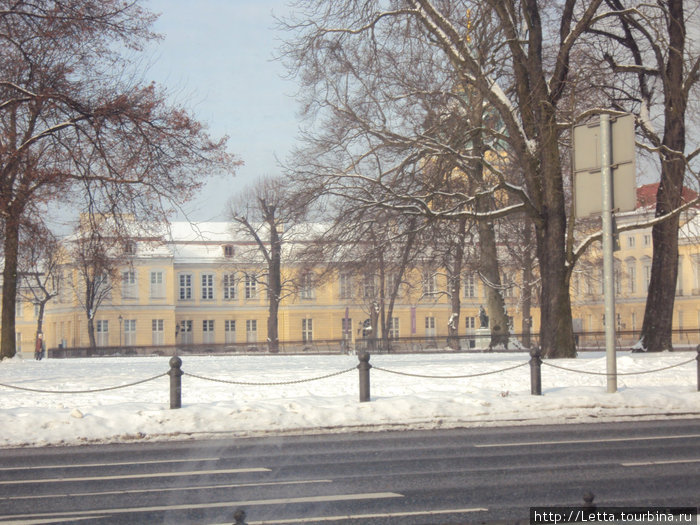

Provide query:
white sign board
left=573, top=114, right=636, bottom=218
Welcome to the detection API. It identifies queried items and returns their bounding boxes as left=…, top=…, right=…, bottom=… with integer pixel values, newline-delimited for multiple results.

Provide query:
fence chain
left=0, top=372, right=169, bottom=394
left=542, top=357, right=696, bottom=376
left=372, top=361, right=529, bottom=379
left=183, top=367, right=357, bottom=386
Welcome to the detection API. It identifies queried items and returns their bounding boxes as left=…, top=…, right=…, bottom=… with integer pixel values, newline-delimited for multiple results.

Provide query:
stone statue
left=479, top=305, right=489, bottom=328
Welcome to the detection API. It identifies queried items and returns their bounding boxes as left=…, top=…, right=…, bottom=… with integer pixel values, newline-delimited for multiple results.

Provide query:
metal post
left=358, top=352, right=371, bottom=402
left=529, top=346, right=542, bottom=395
left=696, top=345, right=700, bottom=392
left=601, top=114, right=617, bottom=393
left=169, top=356, right=182, bottom=409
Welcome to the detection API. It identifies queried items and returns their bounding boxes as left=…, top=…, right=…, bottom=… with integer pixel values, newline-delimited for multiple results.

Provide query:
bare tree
left=282, top=0, right=608, bottom=357
left=229, top=177, right=313, bottom=352
left=0, top=1, right=237, bottom=359
left=17, top=223, right=61, bottom=340
left=586, top=0, right=700, bottom=351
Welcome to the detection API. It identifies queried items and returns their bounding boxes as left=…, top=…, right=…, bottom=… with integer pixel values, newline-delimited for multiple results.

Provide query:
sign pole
left=600, top=114, right=617, bottom=393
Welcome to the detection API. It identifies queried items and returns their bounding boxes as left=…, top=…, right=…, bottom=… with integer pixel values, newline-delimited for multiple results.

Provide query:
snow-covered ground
left=0, top=351, right=698, bottom=448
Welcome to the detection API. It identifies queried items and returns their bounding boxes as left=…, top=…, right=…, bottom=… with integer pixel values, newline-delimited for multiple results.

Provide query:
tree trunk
left=1, top=218, right=20, bottom=359
left=478, top=218, right=509, bottom=349
left=447, top=219, right=466, bottom=350
left=520, top=224, right=534, bottom=349
left=87, top=316, right=97, bottom=353
left=267, top=226, right=281, bottom=353
left=639, top=0, right=686, bottom=352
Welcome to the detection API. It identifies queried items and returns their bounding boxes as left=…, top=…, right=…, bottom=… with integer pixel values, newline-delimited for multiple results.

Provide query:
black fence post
left=169, top=356, right=183, bottom=409
left=696, top=345, right=700, bottom=392
left=358, top=352, right=371, bottom=402
left=530, top=346, right=542, bottom=395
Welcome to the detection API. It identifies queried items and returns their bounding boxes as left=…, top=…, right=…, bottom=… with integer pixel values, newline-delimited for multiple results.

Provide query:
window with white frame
left=246, top=319, right=257, bottom=343
left=463, top=274, right=476, bottom=298
left=388, top=317, right=399, bottom=339
left=627, top=235, right=636, bottom=248
left=677, top=257, right=683, bottom=295
left=626, top=260, right=637, bottom=294
left=465, top=316, right=476, bottom=330
left=152, top=319, right=164, bottom=345
left=179, top=273, right=193, bottom=301
left=363, top=274, right=376, bottom=299
left=123, top=319, right=136, bottom=346
left=223, top=273, right=237, bottom=300
left=178, top=320, right=193, bottom=344
left=300, top=272, right=315, bottom=299
left=201, top=273, right=214, bottom=300
left=121, top=270, right=137, bottom=299
left=643, top=260, right=652, bottom=290
left=96, top=320, right=109, bottom=347
left=386, top=273, right=401, bottom=297
left=225, top=320, right=236, bottom=344
left=423, top=272, right=437, bottom=295
left=202, top=320, right=215, bottom=343
left=302, top=318, right=313, bottom=342
left=643, top=234, right=651, bottom=246
left=244, top=274, right=257, bottom=299
left=150, top=271, right=165, bottom=299
left=339, top=273, right=353, bottom=299
left=425, top=316, right=436, bottom=337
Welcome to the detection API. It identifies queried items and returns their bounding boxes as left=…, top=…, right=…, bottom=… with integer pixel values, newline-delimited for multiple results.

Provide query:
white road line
left=242, top=507, right=488, bottom=524
left=3, top=478, right=333, bottom=501
left=622, top=458, right=700, bottom=467
left=474, top=434, right=700, bottom=447
left=0, top=467, right=270, bottom=485
left=0, top=457, right=221, bottom=472
left=0, top=517, right=107, bottom=524
left=0, top=492, right=403, bottom=521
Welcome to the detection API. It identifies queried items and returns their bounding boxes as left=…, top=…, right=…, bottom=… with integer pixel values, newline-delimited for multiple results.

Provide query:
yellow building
left=13, top=221, right=533, bottom=355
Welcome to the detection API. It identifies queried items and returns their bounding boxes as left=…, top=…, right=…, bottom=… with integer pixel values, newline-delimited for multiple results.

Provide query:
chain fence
left=0, top=350, right=697, bottom=405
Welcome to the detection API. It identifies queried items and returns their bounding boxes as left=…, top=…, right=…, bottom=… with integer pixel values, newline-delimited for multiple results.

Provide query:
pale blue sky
left=144, top=0, right=299, bottom=221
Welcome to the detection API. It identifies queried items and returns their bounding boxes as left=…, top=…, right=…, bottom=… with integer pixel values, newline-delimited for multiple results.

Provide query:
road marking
left=3, top=479, right=333, bottom=500
left=241, top=507, right=488, bottom=524
left=0, top=457, right=221, bottom=472
left=474, top=434, right=700, bottom=447
left=0, top=467, right=270, bottom=485
left=622, top=458, right=700, bottom=467
left=0, top=517, right=107, bottom=524
left=0, top=492, right=403, bottom=521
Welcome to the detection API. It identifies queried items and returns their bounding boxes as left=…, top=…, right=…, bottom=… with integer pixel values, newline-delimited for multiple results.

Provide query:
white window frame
left=152, top=319, right=164, bottom=346
left=123, top=319, right=136, bottom=346
left=121, top=270, right=137, bottom=299
left=150, top=271, right=165, bottom=299
left=179, top=273, right=193, bottom=301
left=339, top=273, right=352, bottom=299
left=223, top=273, right=237, bottom=300
left=302, top=318, right=313, bottom=342
left=178, top=320, right=193, bottom=344
left=201, top=273, right=215, bottom=300
left=225, top=319, right=236, bottom=344
left=202, top=319, right=215, bottom=343
left=425, top=316, right=436, bottom=337
left=388, top=317, right=399, bottom=339
left=300, top=273, right=315, bottom=300
left=246, top=319, right=257, bottom=343
left=96, top=320, right=109, bottom=347
left=244, top=274, right=257, bottom=299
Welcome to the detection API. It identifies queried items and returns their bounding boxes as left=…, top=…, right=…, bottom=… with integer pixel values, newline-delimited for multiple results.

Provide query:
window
left=96, top=320, right=109, bottom=347
left=363, top=275, right=375, bottom=299
left=463, top=274, right=476, bottom=298
left=643, top=234, right=651, bottom=247
left=223, top=273, right=237, bottom=300
left=425, top=316, right=436, bottom=337
left=202, top=320, right=215, bottom=343
left=121, top=271, right=137, bottom=299
left=339, top=273, right=353, bottom=299
left=246, top=319, right=257, bottom=343
left=627, top=261, right=637, bottom=294
left=627, top=235, right=636, bottom=248
left=388, top=317, right=399, bottom=339
left=152, top=319, right=164, bottom=346
left=643, top=262, right=652, bottom=290
left=225, top=320, right=236, bottom=344
left=465, top=316, right=476, bottom=330
left=150, top=271, right=165, bottom=299
left=123, top=319, right=136, bottom=346
left=423, top=272, right=437, bottom=295
left=386, top=273, right=401, bottom=297
left=201, top=273, right=214, bottom=300
left=244, top=274, right=257, bottom=299
left=223, top=244, right=234, bottom=257
left=302, top=318, right=313, bottom=342
left=178, top=320, right=193, bottom=344
left=300, top=273, right=315, bottom=300
left=179, top=273, right=193, bottom=300
left=124, top=241, right=137, bottom=255
left=341, top=317, right=353, bottom=340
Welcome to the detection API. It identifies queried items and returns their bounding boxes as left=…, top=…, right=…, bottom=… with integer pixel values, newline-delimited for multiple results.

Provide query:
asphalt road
left=0, top=418, right=698, bottom=524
